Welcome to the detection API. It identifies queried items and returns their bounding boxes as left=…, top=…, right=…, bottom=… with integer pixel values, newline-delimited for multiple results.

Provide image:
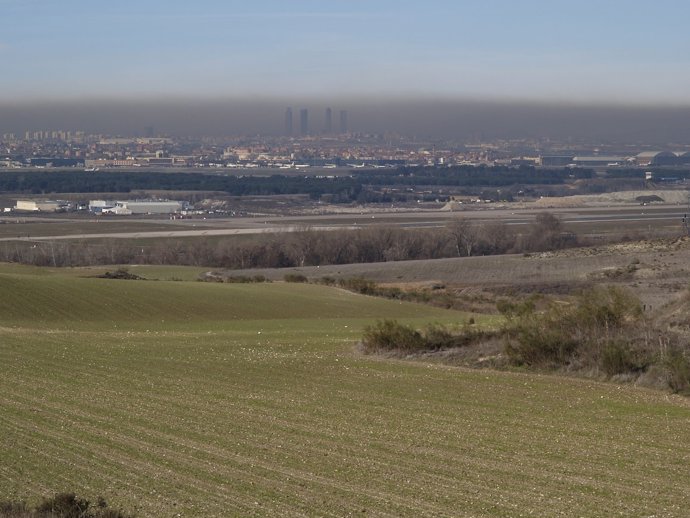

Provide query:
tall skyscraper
left=300, top=108, right=309, bottom=136
left=339, top=110, right=348, bottom=134
left=285, top=107, right=293, bottom=136
left=325, top=107, right=332, bottom=134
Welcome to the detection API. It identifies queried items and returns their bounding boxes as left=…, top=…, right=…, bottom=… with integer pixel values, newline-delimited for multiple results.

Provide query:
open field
left=2, top=266, right=690, bottom=516
left=229, top=237, right=690, bottom=309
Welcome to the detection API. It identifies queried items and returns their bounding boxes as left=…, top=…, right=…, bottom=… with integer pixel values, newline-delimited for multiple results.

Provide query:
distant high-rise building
left=325, top=107, right=332, bottom=134
left=144, top=126, right=154, bottom=138
left=284, top=107, right=293, bottom=136
left=300, top=108, right=309, bottom=136
left=339, top=110, right=348, bottom=134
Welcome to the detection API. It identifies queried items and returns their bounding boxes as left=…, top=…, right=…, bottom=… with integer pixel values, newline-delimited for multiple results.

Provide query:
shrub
left=496, top=296, right=538, bottom=321
left=600, top=341, right=639, bottom=376
left=423, top=323, right=457, bottom=350
left=36, top=493, right=91, bottom=518
left=361, top=320, right=488, bottom=354
left=283, top=273, right=308, bottom=283
left=504, top=321, right=578, bottom=367
left=662, top=348, right=690, bottom=394
left=574, top=286, right=641, bottom=329
left=361, top=320, right=425, bottom=353
left=99, top=267, right=143, bottom=280
left=424, top=322, right=489, bottom=350
left=501, top=287, right=644, bottom=370
left=0, top=493, right=135, bottom=518
left=224, top=275, right=252, bottom=283
left=0, top=501, right=29, bottom=516
left=338, top=277, right=378, bottom=295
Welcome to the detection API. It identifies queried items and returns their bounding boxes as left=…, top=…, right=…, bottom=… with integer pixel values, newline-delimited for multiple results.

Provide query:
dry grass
left=230, top=237, right=690, bottom=308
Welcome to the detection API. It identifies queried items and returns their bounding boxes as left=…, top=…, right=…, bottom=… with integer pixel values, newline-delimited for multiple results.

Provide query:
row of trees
left=0, top=166, right=594, bottom=199
left=0, top=214, right=577, bottom=269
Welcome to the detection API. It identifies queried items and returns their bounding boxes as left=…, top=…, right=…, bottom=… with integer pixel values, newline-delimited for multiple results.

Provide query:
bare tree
left=522, top=212, right=577, bottom=252
left=447, top=217, right=479, bottom=257
left=478, top=221, right=512, bottom=255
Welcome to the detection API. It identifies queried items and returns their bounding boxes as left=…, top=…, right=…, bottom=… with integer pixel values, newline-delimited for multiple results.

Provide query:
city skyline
left=2, top=0, right=690, bottom=104
left=3, top=99, right=690, bottom=143
left=3, top=1, right=690, bottom=141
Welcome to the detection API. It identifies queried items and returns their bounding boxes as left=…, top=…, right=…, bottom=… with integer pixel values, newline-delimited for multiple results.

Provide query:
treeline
left=606, top=168, right=690, bottom=179
left=0, top=171, right=362, bottom=200
left=359, top=165, right=594, bottom=187
left=5, top=166, right=690, bottom=201
left=0, top=166, right=594, bottom=200
left=0, top=214, right=575, bottom=268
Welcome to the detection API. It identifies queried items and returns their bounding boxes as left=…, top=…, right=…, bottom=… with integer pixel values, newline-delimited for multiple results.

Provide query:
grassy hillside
left=1, top=264, right=690, bottom=517
left=0, top=268, right=459, bottom=331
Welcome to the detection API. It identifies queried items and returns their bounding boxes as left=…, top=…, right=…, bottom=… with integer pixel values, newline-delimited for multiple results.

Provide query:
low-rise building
left=14, top=200, right=67, bottom=212
left=636, top=151, right=678, bottom=167
left=572, top=156, right=627, bottom=167
left=90, top=199, right=186, bottom=215
left=540, top=155, right=575, bottom=167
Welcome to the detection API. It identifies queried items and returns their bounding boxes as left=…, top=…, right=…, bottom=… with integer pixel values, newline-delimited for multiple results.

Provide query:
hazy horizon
left=4, top=1, right=690, bottom=142
left=2, top=97, right=690, bottom=144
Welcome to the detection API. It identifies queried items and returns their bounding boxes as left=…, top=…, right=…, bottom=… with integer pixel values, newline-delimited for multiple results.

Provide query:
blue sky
left=3, top=0, right=690, bottom=103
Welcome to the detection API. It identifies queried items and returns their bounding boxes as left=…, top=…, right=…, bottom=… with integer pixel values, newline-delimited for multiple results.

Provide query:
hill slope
left=1, top=265, right=690, bottom=517
left=0, top=270, right=457, bottom=330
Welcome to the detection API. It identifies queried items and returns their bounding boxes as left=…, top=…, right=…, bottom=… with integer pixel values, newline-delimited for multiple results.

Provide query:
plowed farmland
left=1, top=265, right=689, bottom=517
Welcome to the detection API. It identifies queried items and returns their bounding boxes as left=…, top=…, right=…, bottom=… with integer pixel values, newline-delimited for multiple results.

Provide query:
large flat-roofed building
left=118, top=200, right=184, bottom=214
left=88, top=200, right=115, bottom=213
left=572, top=156, right=626, bottom=167
left=540, top=155, right=574, bottom=167
left=14, top=200, right=66, bottom=212
left=90, top=199, right=185, bottom=215
left=147, top=157, right=174, bottom=167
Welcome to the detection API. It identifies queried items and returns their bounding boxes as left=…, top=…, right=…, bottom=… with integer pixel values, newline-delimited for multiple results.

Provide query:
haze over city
left=2, top=0, right=690, bottom=140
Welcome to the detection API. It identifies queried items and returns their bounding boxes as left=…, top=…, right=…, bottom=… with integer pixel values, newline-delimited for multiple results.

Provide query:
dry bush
left=0, top=494, right=134, bottom=518
left=498, top=286, right=690, bottom=393
left=361, top=320, right=488, bottom=355
left=501, top=287, right=647, bottom=369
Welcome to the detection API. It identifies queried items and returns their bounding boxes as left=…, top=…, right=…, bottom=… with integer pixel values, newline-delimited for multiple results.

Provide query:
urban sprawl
left=3, top=108, right=690, bottom=171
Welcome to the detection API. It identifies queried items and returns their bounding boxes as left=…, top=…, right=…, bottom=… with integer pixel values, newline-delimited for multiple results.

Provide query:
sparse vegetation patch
left=0, top=493, right=134, bottom=518
left=361, top=319, right=490, bottom=354
left=97, top=267, right=144, bottom=280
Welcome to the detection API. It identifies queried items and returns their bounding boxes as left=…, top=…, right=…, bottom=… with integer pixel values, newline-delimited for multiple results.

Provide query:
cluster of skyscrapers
left=284, top=107, right=347, bottom=137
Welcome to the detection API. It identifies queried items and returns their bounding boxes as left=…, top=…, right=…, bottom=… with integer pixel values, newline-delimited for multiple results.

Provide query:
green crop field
left=1, top=265, right=689, bottom=517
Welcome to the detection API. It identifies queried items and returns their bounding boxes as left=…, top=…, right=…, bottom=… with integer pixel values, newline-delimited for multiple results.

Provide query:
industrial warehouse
left=88, top=199, right=188, bottom=215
